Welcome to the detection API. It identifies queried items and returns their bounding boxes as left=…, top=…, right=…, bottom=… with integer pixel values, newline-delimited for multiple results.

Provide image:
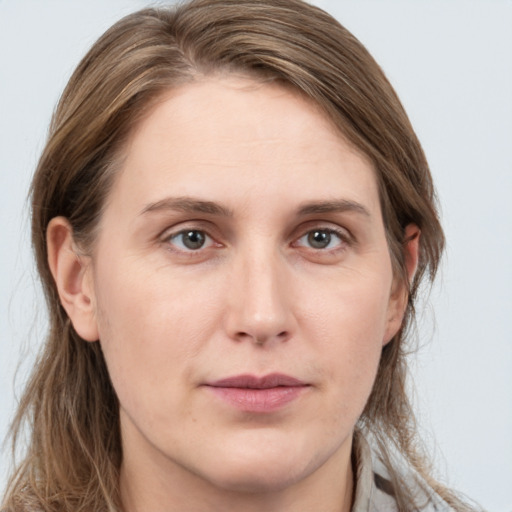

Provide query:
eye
left=296, top=228, right=346, bottom=250
left=167, top=229, right=214, bottom=251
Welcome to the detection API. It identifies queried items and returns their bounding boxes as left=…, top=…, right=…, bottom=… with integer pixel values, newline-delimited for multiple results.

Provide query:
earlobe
left=47, top=217, right=99, bottom=342
left=383, top=224, right=421, bottom=346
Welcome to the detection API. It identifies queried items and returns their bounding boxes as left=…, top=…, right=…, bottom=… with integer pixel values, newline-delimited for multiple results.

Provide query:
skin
left=48, top=76, right=418, bottom=512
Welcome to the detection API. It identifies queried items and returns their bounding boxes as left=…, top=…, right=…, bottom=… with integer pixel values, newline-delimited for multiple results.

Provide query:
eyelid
left=168, top=229, right=214, bottom=251
left=159, top=222, right=223, bottom=254
left=157, top=220, right=353, bottom=257
left=292, top=221, right=353, bottom=244
left=159, top=219, right=215, bottom=239
left=294, top=228, right=346, bottom=248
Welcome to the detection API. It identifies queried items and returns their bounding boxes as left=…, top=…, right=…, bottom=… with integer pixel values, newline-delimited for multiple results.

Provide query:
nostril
left=233, top=330, right=290, bottom=346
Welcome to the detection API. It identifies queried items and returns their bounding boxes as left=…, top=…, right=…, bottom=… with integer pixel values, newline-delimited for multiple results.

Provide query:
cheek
left=91, top=258, right=224, bottom=418
left=94, top=253, right=221, bottom=343
left=304, top=262, right=393, bottom=347
left=301, top=266, right=392, bottom=410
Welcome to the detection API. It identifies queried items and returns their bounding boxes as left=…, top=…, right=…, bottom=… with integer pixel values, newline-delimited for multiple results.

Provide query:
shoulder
left=352, top=434, right=456, bottom=512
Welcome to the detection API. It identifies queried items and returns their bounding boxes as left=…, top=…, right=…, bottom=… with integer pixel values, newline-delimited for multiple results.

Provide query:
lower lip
left=205, top=386, right=307, bottom=413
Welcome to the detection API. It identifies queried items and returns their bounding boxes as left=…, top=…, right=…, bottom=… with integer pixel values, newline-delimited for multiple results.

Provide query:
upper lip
left=206, top=373, right=307, bottom=389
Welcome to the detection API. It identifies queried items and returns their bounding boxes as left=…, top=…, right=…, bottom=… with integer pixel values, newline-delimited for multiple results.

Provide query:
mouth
left=203, top=373, right=310, bottom=413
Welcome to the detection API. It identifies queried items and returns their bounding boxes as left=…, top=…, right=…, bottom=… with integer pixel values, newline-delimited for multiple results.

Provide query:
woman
left=2, top=0, right=480, bottom=511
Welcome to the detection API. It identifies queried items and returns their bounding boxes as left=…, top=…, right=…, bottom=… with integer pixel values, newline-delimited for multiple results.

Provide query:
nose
left=224, top=249, right=295, bottom=347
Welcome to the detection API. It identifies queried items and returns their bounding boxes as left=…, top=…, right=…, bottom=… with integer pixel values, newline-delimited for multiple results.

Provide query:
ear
left=383, top=224, right=420, bottom=346
left=47, top=217, right=99, bottom=342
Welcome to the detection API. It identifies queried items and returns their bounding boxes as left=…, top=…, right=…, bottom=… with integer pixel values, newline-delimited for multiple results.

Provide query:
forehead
left=110, top=76, right=380, bottom=219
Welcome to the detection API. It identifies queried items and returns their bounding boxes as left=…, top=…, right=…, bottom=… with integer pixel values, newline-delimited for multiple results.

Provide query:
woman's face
left=71, top=77, right=409, bottom=494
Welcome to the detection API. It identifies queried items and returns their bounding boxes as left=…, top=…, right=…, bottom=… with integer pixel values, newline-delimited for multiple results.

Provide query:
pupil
left=308, top=230, right=330, bottom=249
left=183, top=230, right=205, bottom=249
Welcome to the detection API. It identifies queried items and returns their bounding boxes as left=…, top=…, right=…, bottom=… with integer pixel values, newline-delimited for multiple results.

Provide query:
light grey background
left=1, top=1, right=511, bottom=510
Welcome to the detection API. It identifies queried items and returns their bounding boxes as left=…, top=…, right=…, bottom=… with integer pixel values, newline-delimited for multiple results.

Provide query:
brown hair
left=2, top=1, right=474, bottom=510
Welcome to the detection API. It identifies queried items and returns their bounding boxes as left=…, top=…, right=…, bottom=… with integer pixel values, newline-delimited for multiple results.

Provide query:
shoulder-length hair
left=3, top=1, right=473, bottom=511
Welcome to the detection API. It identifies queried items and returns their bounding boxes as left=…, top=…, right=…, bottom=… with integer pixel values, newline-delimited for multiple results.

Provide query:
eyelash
left=292, top=228, right=349, bottom=252
left=160, top=225, right=352, bottom=257
left=165, top=229, right=217, bottom=252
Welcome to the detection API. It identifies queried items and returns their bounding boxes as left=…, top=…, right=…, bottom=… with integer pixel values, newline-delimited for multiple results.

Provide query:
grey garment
left=352, top=435, right=455, bottom=512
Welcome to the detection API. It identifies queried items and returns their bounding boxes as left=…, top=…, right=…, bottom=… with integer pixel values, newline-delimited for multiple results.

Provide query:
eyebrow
left=140, top=196, right=370, bottom=218
left=140, top=197, right=233, bottom=217
left=297, top=199, right=371, bottom=217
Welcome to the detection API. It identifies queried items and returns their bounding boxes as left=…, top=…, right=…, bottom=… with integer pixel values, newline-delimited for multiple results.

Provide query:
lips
left=209, top=373, right=306, bottom=389
left=204, top=373, right=309, bottom=412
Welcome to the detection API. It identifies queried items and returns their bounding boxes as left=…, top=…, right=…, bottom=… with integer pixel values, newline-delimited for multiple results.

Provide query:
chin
left=197, top=439, right=321, bottom=494
left=210, top=463, right=306, bottom=494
